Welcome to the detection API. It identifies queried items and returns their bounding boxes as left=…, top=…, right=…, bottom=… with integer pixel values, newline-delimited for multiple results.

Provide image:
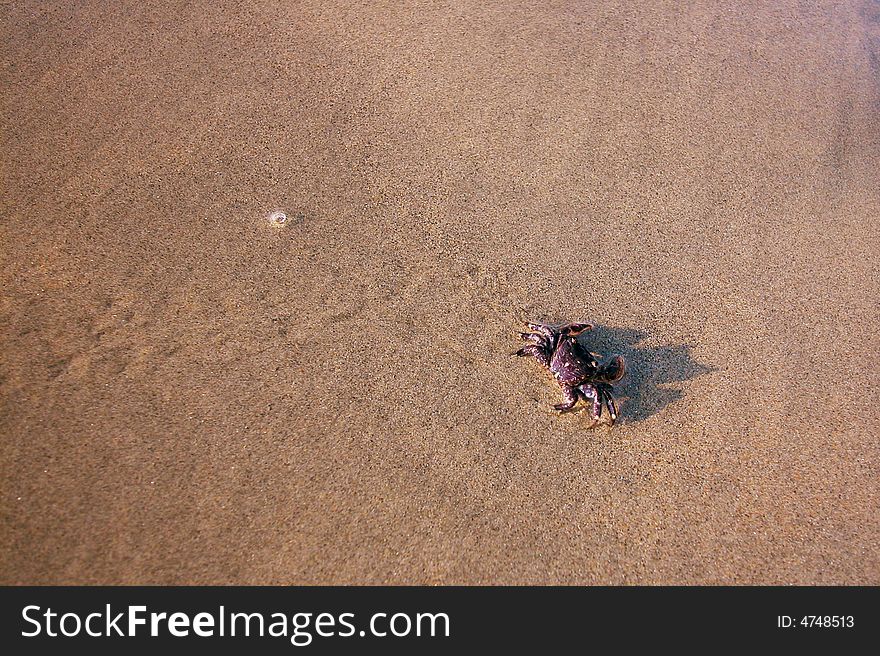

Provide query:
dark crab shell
left=550, top=337, right=599, bottom=385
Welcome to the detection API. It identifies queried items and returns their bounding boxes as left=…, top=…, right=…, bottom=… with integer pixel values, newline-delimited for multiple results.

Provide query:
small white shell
left=267, top=210, right=288, bottom=227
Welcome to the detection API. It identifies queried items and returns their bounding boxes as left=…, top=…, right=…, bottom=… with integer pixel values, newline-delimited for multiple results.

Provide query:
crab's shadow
left=575, top=326, right=714, bottom=424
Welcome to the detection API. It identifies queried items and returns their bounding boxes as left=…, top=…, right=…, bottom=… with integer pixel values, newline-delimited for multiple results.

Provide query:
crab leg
left=578, top=383, right=601, bottom=420
left=526, top=322, right=559, bottom=353
left=553, top=384, right=580, bottom=412
left=515, top=344, right=551, bottom=368
left=600, top=387, right=619, bottom=425
left=520, top=332, right=548, bottom=346
left=526, top=322, right=557, bottom=342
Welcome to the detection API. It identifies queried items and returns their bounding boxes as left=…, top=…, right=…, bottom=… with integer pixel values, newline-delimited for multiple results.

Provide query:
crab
left=515, top=321, right=626, bottom=425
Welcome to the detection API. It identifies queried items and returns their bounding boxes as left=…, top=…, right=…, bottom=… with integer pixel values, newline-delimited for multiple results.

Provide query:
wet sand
left=1, top=1, right=878, bottom=584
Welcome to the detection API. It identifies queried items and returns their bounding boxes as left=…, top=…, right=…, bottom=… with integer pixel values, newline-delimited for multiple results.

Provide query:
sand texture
left=1, top=1, right=879, bottom=584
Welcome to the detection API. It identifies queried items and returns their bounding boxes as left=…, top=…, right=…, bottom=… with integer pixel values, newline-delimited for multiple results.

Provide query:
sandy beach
left=1, top=1, right=878, bottom=584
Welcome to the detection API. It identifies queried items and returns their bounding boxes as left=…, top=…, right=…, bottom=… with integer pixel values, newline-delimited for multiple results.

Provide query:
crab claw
left=560, top=322, right=593, bottom=336
left=596, top=355, right=625, bottom=383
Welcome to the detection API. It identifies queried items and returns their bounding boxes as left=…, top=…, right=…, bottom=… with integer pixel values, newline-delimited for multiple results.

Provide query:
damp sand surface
left=1, top=1, right=879, bottom=584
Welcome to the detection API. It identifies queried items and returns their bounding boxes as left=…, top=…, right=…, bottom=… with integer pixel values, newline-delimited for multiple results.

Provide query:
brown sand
left=1, top=1, right=879, bottom=585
